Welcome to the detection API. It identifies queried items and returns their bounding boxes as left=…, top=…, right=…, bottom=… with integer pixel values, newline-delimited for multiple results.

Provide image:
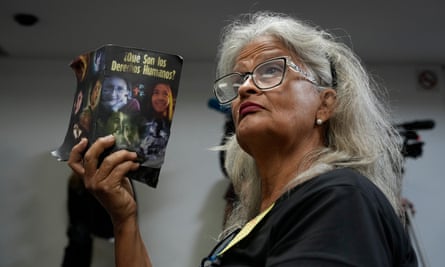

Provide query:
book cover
left=52, top=44, right=183, bottom=187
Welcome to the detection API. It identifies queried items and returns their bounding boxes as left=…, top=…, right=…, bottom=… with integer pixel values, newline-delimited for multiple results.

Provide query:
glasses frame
left=213, top=56, right=318, bottom=104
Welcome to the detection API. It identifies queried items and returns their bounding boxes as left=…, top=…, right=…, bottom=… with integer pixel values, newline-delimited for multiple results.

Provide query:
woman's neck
left=254, top=143, right=323, bottom=212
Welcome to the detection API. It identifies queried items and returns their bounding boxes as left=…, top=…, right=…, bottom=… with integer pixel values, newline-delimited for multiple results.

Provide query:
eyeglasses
left=213, top=56, right=318, bottom=104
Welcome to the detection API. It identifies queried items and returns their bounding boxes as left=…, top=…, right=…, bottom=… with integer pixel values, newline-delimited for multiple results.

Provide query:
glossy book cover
left=52, top=44, right=183, bottom=187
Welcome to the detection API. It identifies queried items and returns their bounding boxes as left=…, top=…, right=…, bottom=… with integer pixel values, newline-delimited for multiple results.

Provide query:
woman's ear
left=316, top=88, right=337, bottom=122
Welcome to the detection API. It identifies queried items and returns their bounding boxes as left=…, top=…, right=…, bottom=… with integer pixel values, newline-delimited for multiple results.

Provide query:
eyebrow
left=233, top=54, right=289, bottom=72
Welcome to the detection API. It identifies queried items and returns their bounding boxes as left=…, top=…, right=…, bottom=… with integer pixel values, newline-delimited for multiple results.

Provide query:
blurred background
left=1, top=0, right=444, bottom=266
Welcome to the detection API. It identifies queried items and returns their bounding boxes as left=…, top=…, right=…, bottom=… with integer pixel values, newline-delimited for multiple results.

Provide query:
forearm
left=113, top=217, right=152, bottom=267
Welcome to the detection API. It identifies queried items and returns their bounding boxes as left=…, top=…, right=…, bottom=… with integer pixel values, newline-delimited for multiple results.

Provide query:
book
left=52, top=44, right=183, bottom=187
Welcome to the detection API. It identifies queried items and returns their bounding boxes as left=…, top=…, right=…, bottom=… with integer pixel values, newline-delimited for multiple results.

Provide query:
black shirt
left=211, top=168, right=417, bottom=267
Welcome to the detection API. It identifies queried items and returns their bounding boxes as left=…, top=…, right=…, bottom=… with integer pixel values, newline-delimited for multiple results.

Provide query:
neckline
left=218, top=203, right=275, bottom=256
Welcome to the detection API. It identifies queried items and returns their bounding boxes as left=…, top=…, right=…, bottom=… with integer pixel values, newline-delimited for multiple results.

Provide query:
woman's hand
left=68, top=135, right=140, bottom=226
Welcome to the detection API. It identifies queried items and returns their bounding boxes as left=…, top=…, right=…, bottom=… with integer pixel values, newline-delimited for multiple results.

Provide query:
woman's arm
left=68, top=135, right=152, bottom=267
left=114, top=216, right=152, bottom=267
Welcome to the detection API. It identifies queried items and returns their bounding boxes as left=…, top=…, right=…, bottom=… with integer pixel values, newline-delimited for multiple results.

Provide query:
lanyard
left=218, top=203, right=275, bottom=255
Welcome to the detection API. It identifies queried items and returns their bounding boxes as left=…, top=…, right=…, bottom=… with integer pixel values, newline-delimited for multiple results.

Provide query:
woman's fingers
left=94, top=150, right=139, bottom=187
left=67, top=135, right=140, bottom=225
left=83, top=135, right=116, bottom=178
left=89, top=156, right=139, bottom=223
left=68, top=138, right=89, bottom=176
left=80, top=135, right=139, bottom=189
left=69, top=135, right=139, bottom=185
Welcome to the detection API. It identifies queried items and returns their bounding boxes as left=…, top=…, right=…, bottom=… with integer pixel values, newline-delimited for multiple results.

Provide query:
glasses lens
left=253, top=58, right=285, bottom=89
left=214, top=73, right=243, bottom=104
left=213, top=58, right=287, bottom=104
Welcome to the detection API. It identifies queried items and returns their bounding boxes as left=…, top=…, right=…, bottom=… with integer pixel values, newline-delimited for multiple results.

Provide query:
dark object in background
left=395, top=120, right=435, bottom=159
left=208, top=98, right=238, bottom=226
left=14, top=13, right=39, bottom=26
left=61, top=173, right=134, bottom=267
left=218, top=112, right=238, bottom=225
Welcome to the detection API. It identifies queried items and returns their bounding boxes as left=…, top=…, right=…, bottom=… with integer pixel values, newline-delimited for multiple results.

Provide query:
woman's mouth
left=239, top=102, right=264, bottom=118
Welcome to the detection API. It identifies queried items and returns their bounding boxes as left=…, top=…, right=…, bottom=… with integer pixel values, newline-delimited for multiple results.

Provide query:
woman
left=68, top=11, right=417, bottom=267
left=139, top=82, right=174, bottom=167
left=89, top=80, right=102, bottom=110
left=149, top=82, right=174, bottom=121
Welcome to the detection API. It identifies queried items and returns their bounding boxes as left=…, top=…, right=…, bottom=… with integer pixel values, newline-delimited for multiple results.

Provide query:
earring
left=316, top=118, right=323, bottom=125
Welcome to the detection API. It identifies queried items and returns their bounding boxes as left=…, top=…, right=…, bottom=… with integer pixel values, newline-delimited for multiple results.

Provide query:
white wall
left=374, top=63, right=445, bottom=267
left=0, top=58, right=444, bottom=266
left=0, top=58, right=230, bottom=267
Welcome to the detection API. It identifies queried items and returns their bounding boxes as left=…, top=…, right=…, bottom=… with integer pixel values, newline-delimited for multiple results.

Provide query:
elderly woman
left=68, top=11, right=417, bottom=267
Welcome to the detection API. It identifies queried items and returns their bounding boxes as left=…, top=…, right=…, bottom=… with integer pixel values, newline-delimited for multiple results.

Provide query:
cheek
left=273, top=86, right=318, bottom=123
left=230, top=100, right=240, bottom=123
left=162, top=96, right=169, bottom=105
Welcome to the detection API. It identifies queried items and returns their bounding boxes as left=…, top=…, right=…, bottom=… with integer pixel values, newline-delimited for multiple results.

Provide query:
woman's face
left=231, top=36, right=322, bottom=154
left=101, top=76, right=129, bottom=109
left=90, top=81, right=101, bottom=108
left=74, top=91, right=83, bottom=114
left=151, top=83, right=171, bottom=113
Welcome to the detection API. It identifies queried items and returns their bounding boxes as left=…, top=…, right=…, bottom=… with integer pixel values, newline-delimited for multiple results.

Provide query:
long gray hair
left=217, top=11, right=403, bottom=234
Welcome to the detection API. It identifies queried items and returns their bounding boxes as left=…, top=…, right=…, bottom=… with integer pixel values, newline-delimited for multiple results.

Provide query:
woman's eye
left=265, top=66, right=281, bottom=74
left=258, top=62, right=284, bottom=76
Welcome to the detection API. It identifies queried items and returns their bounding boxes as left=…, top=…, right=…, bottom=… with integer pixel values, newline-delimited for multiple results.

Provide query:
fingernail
left=105, top=134, right=115, bottom=140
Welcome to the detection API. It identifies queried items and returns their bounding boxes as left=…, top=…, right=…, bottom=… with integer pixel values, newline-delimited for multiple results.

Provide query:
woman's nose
left=238, top=75, right=261, bottom=98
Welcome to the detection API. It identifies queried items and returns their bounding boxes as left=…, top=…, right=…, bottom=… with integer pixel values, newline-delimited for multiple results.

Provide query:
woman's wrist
left=113, top=214, right=139, bottom=235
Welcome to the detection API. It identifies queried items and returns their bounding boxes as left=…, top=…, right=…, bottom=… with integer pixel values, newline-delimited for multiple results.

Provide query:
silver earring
left=316, top=118, right=323, bottom=125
